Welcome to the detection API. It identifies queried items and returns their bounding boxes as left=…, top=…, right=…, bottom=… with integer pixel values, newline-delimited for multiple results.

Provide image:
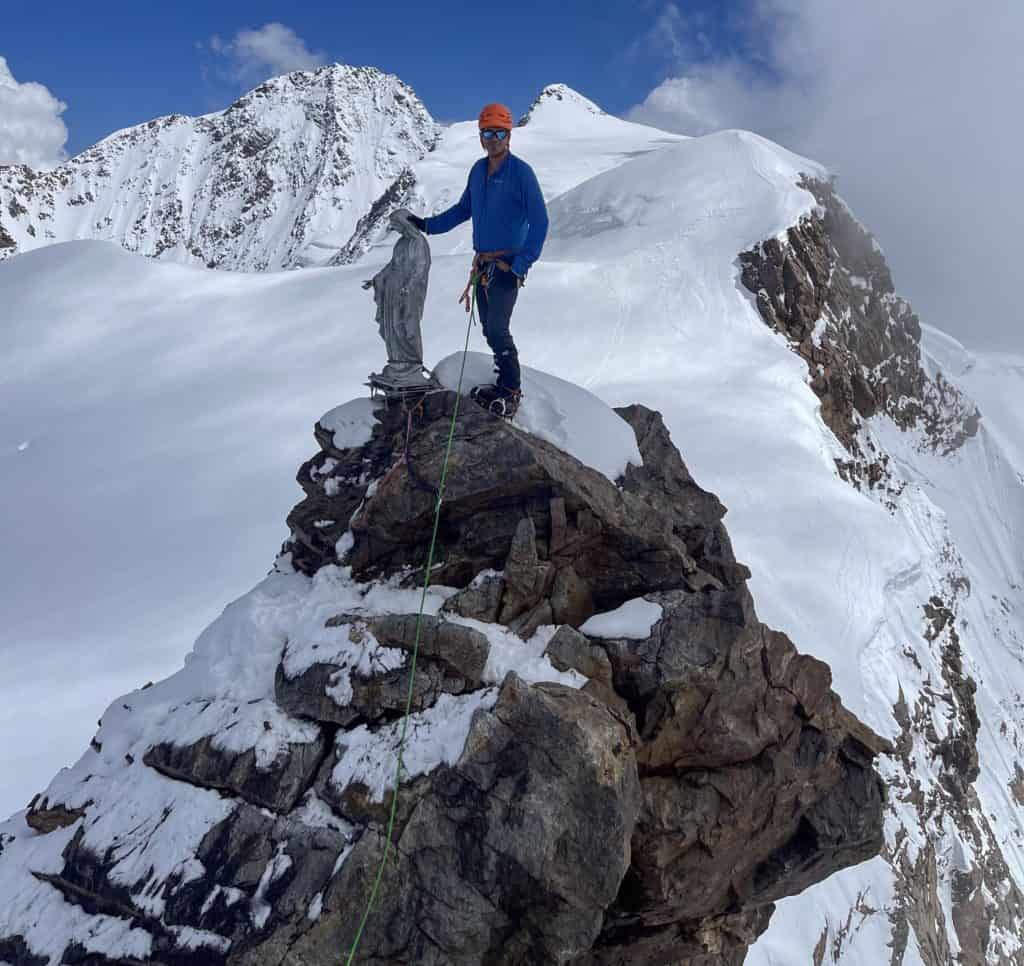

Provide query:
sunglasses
left=480, top=129, right=510, bottom=141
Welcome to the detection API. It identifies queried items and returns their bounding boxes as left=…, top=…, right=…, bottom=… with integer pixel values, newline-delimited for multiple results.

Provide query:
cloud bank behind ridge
left=629, top=0, right=1024, bottom=351
left=0, top=56, right=67, bottom=169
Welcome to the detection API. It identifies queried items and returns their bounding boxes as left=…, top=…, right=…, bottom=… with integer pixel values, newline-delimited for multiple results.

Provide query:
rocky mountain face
left=0, top=65, right=438, bottom=270
left=741, top=189, right=1024, bottom=963
left=0, top=392, right=886, bottom=965
left=739, top=177, right=981, bottom=488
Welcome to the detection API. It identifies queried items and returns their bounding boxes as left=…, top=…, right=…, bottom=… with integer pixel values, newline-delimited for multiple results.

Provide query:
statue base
left=366, top=364, right=440, bottom=401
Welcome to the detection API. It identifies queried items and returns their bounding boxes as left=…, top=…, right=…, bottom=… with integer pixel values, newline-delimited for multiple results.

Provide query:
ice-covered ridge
left=407, top=90, right=684, bottom=223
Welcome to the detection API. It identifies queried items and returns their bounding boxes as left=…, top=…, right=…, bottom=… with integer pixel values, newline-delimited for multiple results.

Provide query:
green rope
left=344, top=277, right=478, bottom=966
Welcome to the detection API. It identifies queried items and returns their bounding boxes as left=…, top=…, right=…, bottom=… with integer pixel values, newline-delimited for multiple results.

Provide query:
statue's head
left=389, top=209, right=421, bottom=240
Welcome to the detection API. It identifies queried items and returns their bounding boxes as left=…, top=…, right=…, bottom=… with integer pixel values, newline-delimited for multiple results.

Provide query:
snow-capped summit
left=517, top=83, right=607, bottom=125
left=0, top=64, right=439, bottom=271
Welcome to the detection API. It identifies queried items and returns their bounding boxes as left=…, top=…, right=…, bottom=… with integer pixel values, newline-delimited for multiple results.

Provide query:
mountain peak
left=517, top=83, right=606, bottom=126
left=1, top=61, right=438, bottom=272
left=226, top=62, right=425, bottom=116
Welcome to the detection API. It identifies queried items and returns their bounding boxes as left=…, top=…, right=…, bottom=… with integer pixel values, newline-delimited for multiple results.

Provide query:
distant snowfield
left=3, top=101, right=1024, bottom=963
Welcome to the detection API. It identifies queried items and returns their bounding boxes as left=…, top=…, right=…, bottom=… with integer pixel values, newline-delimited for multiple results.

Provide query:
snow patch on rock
left=328, top=689, right=499, bottom=802
left=318, top=397, right=381, bottom=450
left=581, top=598, right=664, bottom=640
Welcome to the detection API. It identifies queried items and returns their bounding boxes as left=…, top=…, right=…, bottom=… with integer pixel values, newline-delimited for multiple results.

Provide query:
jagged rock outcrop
left=290, top=394, right=747, bottom=600
left=276, top=614, right=489, bottom=726
left=143, top=730, right=327, bottom=813
left=0, top=391, right=887, bottom=965
left=273, top=392, right=888, bottom=965
left=739, top=177, right=980, bottom=486
left=882, top=574, right=1024, bottom=966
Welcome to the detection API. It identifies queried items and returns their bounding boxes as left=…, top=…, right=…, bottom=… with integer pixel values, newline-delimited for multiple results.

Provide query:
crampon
left=470, top=384, right=522, bottom=420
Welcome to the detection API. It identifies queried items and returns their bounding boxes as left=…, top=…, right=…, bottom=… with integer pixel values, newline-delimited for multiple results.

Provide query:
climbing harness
left=344, top=275, right=480, bottom=966
left=457, top=249, right=515, bottom=312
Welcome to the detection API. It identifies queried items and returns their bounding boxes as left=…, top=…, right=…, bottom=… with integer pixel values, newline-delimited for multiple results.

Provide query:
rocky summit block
left=1, top=393, right=888, bottom=966
left=289, top=391, right=747, bottom=610
left=270, top=393, right=888, bottom=965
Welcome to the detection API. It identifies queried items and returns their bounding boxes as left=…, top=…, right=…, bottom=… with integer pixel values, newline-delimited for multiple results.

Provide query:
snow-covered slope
left=927, top=327, right=1024, bottom=477
left=321, top=81, right=683, bottom=267
left=749, top=335, right=1024, bottom=963
left=2, top=87, right=1023, bottom=963
left=415, top=82, right=681, bottom=221
left=0, top=65, right=438, bottom=270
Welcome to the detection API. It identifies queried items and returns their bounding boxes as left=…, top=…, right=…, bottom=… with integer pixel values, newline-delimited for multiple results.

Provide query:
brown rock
left=738, top=177, right=980, bottom=473
left=545, top=624, right=613, bottom=686
left=440, top=571, right=505, bottom=622
left=25, top=798, right=88, bottom=834
left=550, top=565, right=595, bottom=627
left=498, top=516, right=554, bottom=624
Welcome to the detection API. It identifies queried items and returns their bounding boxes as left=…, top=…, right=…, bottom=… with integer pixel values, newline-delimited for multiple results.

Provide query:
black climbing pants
left=475, top=267, right=521, bottom=392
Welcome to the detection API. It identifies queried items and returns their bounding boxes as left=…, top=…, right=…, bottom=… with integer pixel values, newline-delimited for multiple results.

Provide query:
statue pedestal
left=369, top=363, right=437, bottom=391
left=364, top=209, right=435, bottom=400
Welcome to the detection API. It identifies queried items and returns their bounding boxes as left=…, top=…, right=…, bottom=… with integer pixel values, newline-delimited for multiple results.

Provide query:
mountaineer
left=398, top=102, right=549, bottom=416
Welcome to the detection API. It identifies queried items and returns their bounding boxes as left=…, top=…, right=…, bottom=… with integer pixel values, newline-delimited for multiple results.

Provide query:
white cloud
left=0, top=56, right=68, bottom=169
left=628, top=0, right=1024, bottom=351
left=205, top=23, right=327, bottom=81
left=626, top=1, right=717, bottom=67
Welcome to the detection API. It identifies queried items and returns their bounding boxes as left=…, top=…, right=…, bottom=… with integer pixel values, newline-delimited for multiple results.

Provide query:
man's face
left=480, top=128, right=511, bottom=162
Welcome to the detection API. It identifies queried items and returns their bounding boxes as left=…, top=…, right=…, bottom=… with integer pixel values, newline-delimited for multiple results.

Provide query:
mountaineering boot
left=488, top=387, right=522, bottom=419
left=470, top=383, right=522, bottom=419
left=470, top=384, right=500, bottom=408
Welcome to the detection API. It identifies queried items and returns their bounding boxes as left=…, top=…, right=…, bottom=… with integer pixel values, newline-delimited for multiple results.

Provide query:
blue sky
left=3, top=0, right=751, bottom=154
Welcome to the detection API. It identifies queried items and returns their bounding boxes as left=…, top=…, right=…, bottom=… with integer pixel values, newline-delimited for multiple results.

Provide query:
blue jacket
left=424, top=153, right=548, bottom=278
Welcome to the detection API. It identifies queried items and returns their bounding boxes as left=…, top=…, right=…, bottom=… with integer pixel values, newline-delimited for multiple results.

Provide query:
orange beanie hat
left=478, top=103, right=514, bottom=130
